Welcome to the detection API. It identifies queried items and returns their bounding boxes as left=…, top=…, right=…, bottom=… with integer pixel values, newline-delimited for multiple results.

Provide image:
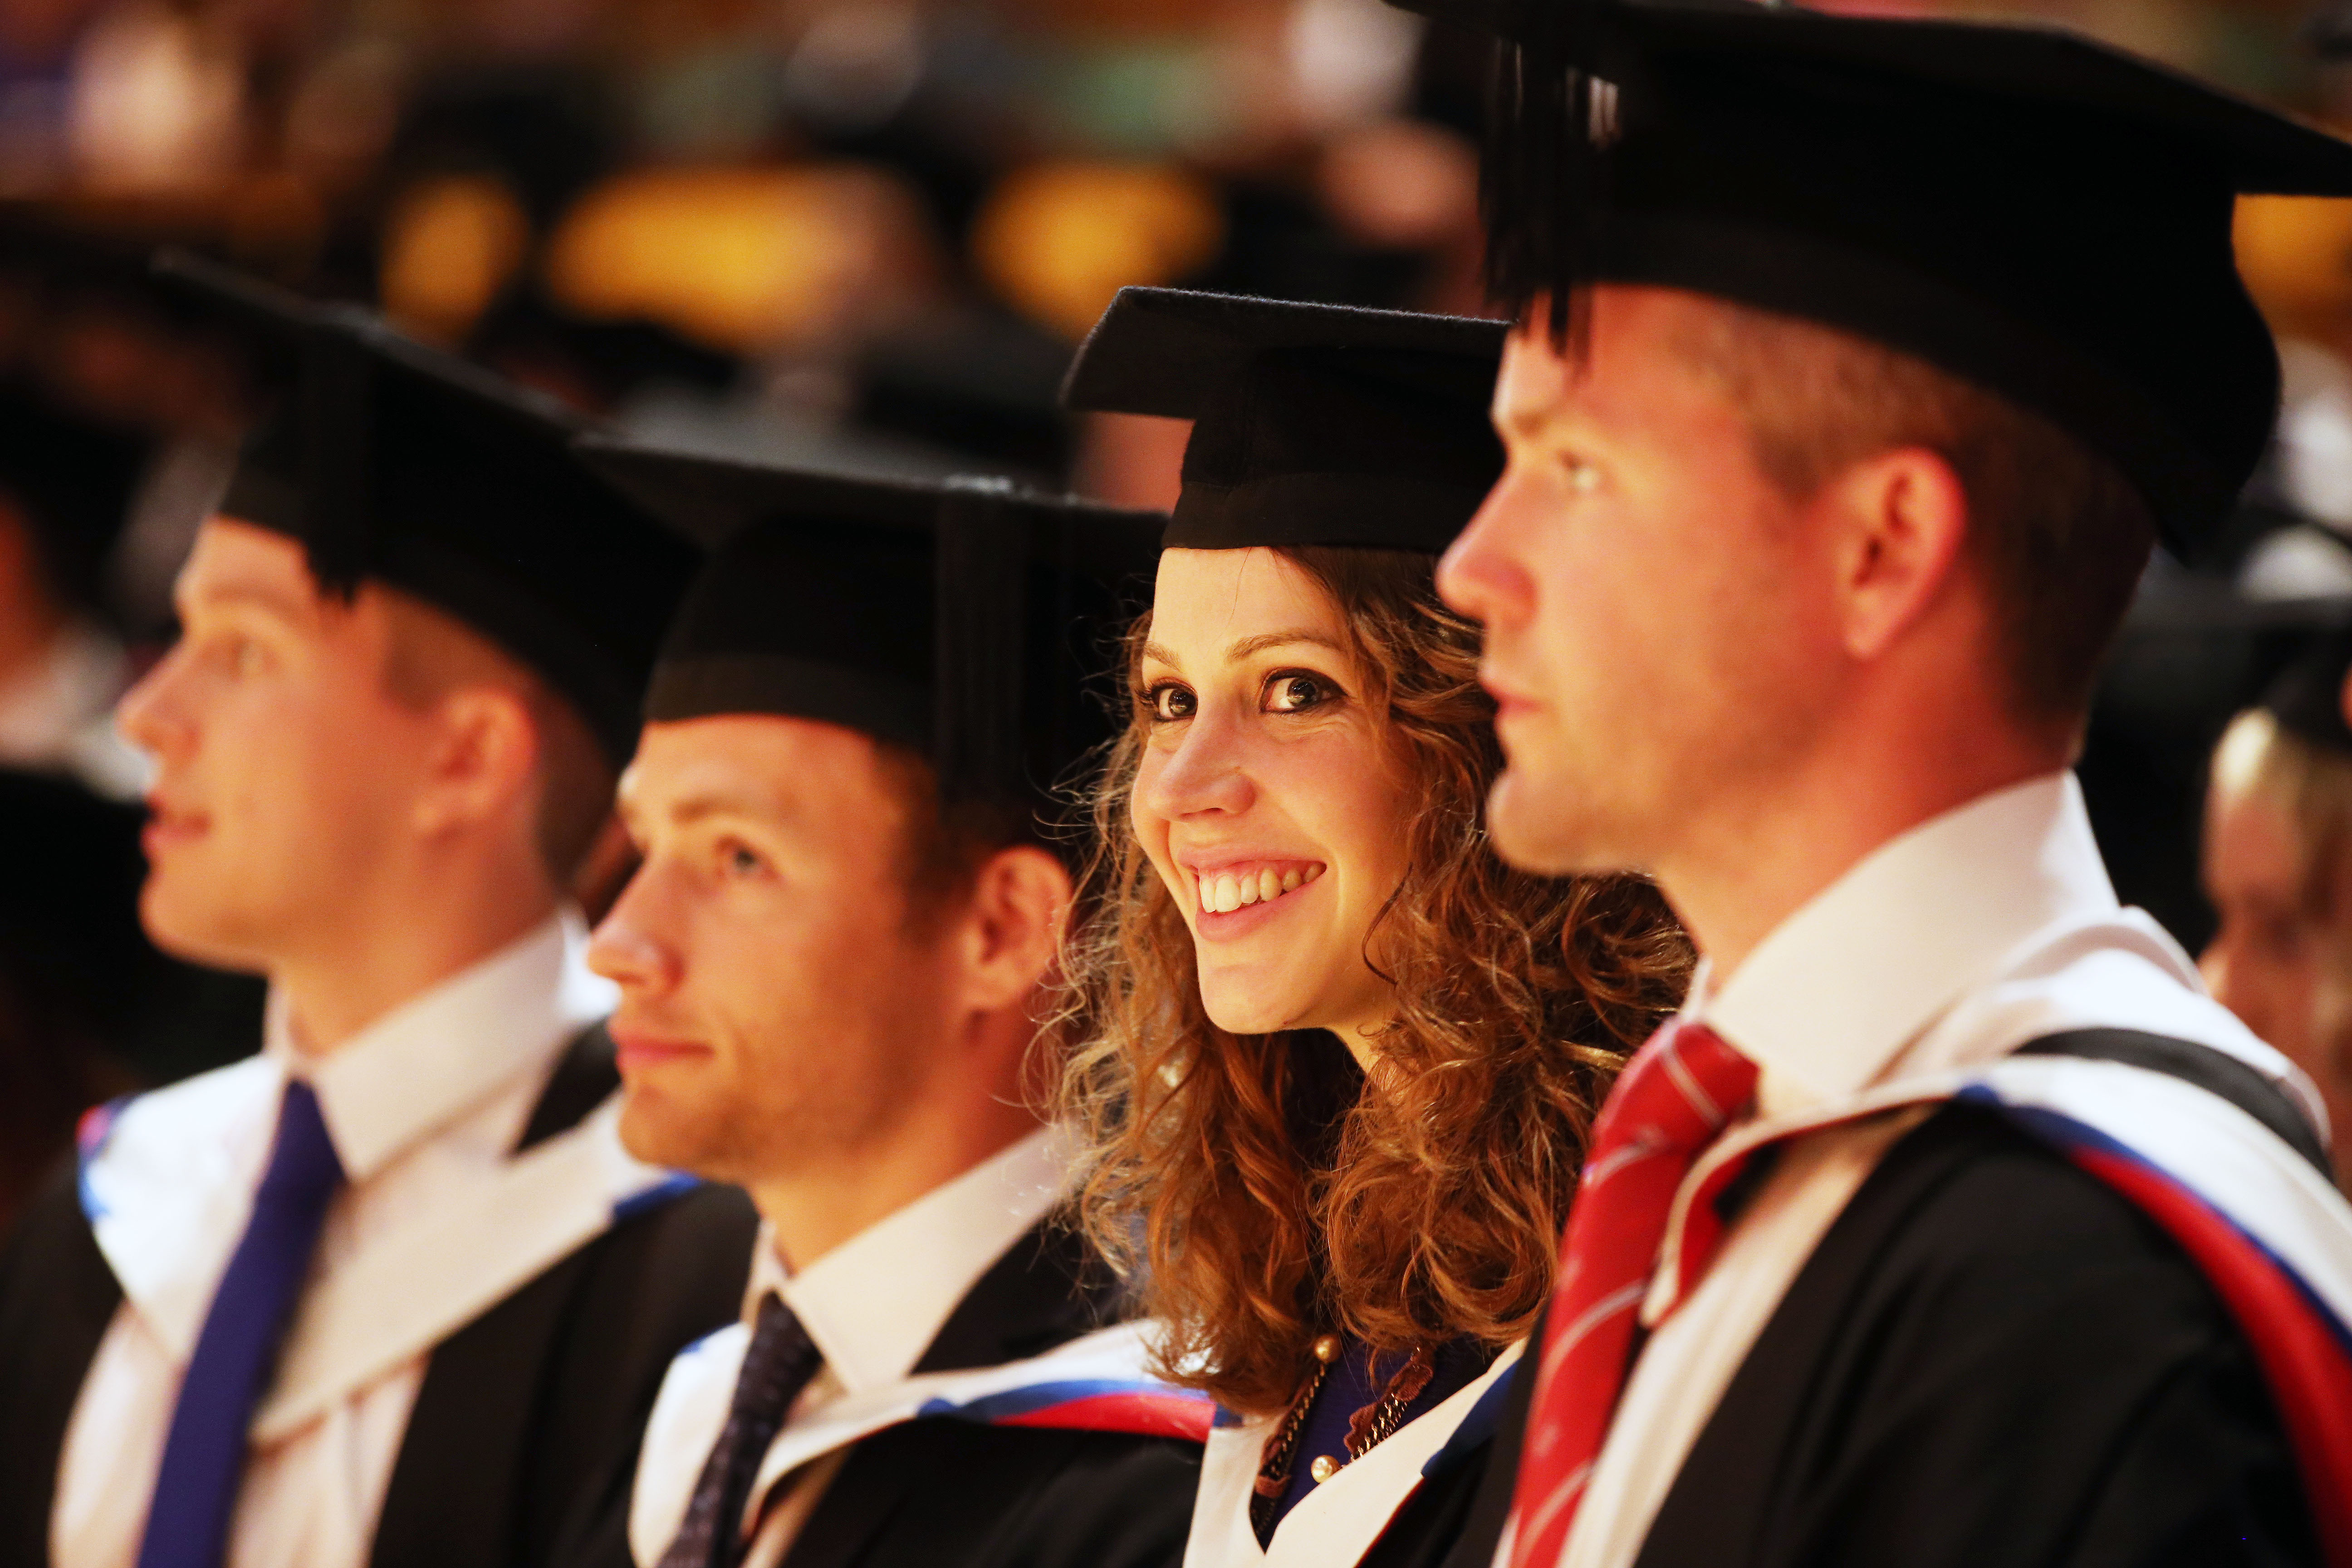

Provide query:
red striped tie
left=1504, top=1018, right=1758, bottom=1568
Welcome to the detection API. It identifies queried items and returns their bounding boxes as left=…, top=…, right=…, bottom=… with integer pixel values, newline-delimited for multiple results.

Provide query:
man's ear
left=412, top=685, right=543, bottom=845
left=956, top=843, right=1075, bottom=1015
left=1820, top=446, right=1971, bottom=664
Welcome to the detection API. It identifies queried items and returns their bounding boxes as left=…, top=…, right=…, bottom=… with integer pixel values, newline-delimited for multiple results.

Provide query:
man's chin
left=616, top=1088, right=737, bottom=1180
left=137, top=881, right=272, bottom=974
left=1485, top=767, right=1626, bottom=877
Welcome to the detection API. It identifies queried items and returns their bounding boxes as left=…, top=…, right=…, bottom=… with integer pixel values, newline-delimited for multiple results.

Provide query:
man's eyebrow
left=174, top=579, right=310, bottom=622
left=660, top=789, right=792, bottom=830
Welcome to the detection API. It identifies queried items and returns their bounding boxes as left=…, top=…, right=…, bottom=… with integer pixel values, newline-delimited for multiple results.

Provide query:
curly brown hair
left=1054, top=545, right=1692, bottom=1417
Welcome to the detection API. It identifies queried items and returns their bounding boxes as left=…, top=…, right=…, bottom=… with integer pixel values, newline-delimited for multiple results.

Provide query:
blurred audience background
left=14, top=0, right=2352, bottom=1216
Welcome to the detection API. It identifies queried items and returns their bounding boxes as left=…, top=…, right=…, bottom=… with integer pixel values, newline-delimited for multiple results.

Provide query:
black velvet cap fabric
left=167, top=256, right=700, bottom=766
left=1384, top=0, right=2352, bottom=559
left=2262, top=626, right=2352, bottom=756
left=1062, top=288, right=1506, bottom=553
left=575, top=439, right=1165, bottom=813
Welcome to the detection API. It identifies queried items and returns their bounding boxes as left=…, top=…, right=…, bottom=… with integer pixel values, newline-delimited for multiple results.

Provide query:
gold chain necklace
left=1250, top=1336, right=1435, bottom=1533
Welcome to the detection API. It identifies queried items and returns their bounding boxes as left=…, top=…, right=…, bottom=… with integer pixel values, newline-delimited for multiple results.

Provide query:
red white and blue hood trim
left=1667, top=1051, right=2352, bottom=1568
left=631, top=1319, right=1212, bottom=1563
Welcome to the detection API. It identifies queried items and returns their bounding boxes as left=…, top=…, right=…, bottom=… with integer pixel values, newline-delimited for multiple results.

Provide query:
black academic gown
left=0, top=1026, right=760, bottom=1568
left=1432, top=1034, right=2322, bottom=1568
left=763, top=1216, right=1202, bottom=1568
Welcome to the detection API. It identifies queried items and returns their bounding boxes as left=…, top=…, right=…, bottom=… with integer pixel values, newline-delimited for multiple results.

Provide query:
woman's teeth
left=1200, top=863, right=1322, bottom=914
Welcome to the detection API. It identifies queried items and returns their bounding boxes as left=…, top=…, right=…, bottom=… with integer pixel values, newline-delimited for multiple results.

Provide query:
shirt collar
left=1693, top=772, right=2118, bottom=1116
left=267, top=909, right=615, bottom=1181
left=752, top=1125, right=1076, bottom=1395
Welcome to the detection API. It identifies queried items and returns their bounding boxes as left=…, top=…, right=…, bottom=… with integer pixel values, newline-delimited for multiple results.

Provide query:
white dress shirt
left=631, top=1127, right=1076, bottom=1568
left=1548, top=771, right=2319, bottom=1568
left=54, top=911, right=623, bottom=1568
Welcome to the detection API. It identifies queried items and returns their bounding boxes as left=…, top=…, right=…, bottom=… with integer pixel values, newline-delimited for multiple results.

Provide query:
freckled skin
left=1434, top=288, right=1832, bottom=880
left=1131, top=548, right=1416, bottom=1045
left=589, top=716, right=962, bottom=1184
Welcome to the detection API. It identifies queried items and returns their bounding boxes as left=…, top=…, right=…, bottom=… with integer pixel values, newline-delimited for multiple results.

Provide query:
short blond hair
left=377, top=590, right=618, bottom=880
left=1665, top=298, right=2156, bottom=740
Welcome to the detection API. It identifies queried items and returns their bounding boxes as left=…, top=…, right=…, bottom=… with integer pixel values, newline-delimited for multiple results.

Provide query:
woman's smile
left=1178, top=854, right=1327, bottom=921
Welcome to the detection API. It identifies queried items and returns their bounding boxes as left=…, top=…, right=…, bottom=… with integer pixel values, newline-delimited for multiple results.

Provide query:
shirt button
left=1309, top=1455, right=1339, bottom=1484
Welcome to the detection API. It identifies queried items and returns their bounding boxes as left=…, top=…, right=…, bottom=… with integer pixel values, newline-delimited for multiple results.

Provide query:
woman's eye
left=720, top=841, right=768, bottom=879
left=1265, top=671, right=1338, bottom=714
left=1562, top=456, right=1603, bottom=495
left=1142, top=682, right=1196, bottom=723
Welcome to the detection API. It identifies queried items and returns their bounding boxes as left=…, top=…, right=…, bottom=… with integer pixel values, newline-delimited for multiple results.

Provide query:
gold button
left=1311, top=1334, right=1340, bottom=1363
left=1309, top=1454, right=1339, bottom=1484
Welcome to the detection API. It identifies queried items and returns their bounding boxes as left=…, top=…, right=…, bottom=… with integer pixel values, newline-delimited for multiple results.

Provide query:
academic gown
left=0, top=1025, right=760, bottom=1568
left=1435, top=1032, right=2336, bottom=1568
left=633, top=1215, right=1205, bottom=1568
left=1632, top=1034, right=2326, bottom=1568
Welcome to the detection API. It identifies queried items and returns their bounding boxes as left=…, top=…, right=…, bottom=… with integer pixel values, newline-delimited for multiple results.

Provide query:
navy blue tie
left=137, top=1079, right=345, bottom=1568
left=658, top=1293, right=824, bottom=1568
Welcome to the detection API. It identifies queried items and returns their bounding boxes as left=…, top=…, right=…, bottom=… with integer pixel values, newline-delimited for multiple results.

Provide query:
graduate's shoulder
left=800, top=1416, right=1200, bottom=1568
left=1836, top=1099, right=2250, bottom=1344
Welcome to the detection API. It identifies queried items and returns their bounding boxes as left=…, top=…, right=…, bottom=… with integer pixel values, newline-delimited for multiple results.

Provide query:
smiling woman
left=1053, top=289, right=1692, bottom=1568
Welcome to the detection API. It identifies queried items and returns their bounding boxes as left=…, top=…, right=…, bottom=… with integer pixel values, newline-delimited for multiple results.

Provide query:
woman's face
left=1132, top=547, right=1416, bottom=1049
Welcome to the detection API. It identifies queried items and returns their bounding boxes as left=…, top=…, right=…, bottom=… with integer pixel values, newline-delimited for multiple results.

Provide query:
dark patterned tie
left=137, top=1080, right=346, bottom=1568
left=658, top=1292, right=825, bottom=1568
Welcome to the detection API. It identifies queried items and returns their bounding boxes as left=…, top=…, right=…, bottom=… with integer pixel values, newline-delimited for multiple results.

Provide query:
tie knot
left=261, top=1080, right=345, bottom=1200
left=1588, top=1019, right=1757, bottom=1170
left=733, top=1293, right=821, bottom=1422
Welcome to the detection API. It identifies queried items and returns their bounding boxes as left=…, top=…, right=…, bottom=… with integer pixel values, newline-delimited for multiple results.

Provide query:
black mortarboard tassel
left=1063, top=288, right=1506, bottom=554
left=1483, top=0, right=1618, bottom=344
left=935, top=477, right=1031, bottom=807
left=297, top=316, right=376, bottom=598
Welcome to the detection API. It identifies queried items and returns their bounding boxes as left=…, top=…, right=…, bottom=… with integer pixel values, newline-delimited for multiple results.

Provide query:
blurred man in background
left=2203, top=629, right=2352, bottom=1191
left=0, top=288, right=755, bottom=1568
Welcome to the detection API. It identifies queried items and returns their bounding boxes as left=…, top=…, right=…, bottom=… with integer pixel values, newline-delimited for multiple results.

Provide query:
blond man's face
left=1435, top=285, right=1838, bottom=878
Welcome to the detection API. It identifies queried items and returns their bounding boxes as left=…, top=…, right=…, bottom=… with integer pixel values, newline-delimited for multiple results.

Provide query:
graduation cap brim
left=1062, top=287, right=1510, bottom=421
left=1396, top=0, right=2352, bottom=195
left=573, top=436, right=1164, bottom=582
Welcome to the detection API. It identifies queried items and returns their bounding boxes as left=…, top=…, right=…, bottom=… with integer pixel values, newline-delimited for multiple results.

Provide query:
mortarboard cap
left=158, top=252, right=700, bottom=767
left=1062, top=288, right=1506, bottom=554
left=1387, top=0, right=2352, bottom=559
left=2262, top=624, right=2352, bottom=756
left=575, top=440, right=1165, bottom=817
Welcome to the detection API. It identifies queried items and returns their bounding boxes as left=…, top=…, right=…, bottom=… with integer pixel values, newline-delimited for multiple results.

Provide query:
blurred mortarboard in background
left=1062, top=286, right=1505, bottom=553
left=1385, top=0, right=2352, bottom=559
left=0, top=380, right=152, bottom=613
left=577, top=437, right=1163, bottom=819
left=155, top=250, right=701, bottom=766
left=2261, top=623, right=2352, bottom=754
